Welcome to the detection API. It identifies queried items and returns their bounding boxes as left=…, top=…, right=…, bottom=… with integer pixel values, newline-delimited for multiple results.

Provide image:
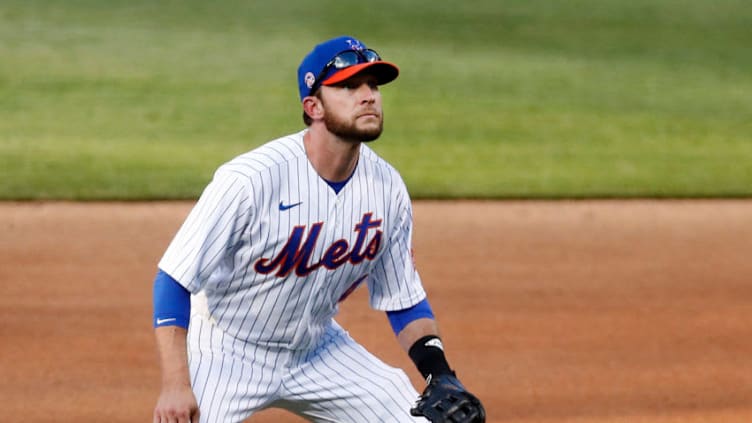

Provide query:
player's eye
left=339, top=81, right=361, bottom=90
left=340, top=79, right=378, bottom=91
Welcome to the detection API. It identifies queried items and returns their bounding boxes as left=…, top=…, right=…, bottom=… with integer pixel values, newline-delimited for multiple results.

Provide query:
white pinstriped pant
left=187, top=314, right=426, bottom=422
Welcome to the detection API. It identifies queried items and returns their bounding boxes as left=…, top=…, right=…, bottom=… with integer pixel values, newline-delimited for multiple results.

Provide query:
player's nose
left=355, top=82, right=378, bottom=104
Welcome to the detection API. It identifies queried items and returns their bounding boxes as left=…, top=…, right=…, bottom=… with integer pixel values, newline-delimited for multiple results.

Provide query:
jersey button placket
left=303, top=193, right=343, bottom=326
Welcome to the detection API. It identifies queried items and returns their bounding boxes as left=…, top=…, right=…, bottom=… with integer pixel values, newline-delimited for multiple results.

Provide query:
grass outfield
left=1, top=0, right=751, bottom=199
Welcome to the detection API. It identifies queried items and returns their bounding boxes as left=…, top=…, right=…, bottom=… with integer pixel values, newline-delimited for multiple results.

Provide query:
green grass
left=1, top=0, right=751, bottom=199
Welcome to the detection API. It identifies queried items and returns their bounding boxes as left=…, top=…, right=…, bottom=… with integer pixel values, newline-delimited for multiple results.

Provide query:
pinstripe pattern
left=188, top=314, right=425, bottom=422
left=160, top=130, right=427, bottom=419
left=279, top=322, right=424, bottom=422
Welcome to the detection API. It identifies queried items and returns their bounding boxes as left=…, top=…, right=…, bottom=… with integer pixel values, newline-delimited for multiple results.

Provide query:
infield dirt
left=1, top=200, right=750, bottom=422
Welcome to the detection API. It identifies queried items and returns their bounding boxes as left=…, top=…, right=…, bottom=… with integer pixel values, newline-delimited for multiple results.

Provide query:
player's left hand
left=410, top=373, right=486, bottom=423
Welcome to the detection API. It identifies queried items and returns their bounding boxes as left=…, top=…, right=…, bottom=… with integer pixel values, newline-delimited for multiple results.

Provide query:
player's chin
left=356, top=130, right=381, bottom=142
left=356, top=123, right=383, bottom=142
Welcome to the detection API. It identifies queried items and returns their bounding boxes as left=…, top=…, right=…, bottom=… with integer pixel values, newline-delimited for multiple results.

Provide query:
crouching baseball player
left=152, top=35, right=486, bottom=423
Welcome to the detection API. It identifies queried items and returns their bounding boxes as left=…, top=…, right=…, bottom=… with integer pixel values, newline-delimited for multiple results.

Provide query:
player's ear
left=302, top=96, right=324, bottom=121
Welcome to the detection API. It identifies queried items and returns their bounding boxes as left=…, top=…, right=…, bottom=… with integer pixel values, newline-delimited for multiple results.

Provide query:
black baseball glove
left=410, top=374, right=486, bottom=423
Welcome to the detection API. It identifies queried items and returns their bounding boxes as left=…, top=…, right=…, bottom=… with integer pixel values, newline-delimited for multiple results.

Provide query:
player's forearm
left=398, top=317, right=454, bottom=381
left=396, top=317, right=439, bottom=353
left=154, top=326, right=191, bottom=388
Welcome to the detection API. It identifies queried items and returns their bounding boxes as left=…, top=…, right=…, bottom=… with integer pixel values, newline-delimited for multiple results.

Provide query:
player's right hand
left=153, top=383, right=200, bottom=423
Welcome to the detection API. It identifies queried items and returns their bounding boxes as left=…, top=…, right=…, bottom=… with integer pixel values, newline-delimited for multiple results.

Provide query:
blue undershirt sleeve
left=386, top=298, right=435, bottom=335
left=153, top=269, right=191, bottom=329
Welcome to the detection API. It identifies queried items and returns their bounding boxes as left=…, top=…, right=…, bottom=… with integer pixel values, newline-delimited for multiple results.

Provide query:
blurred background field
left=1, top=0, right=750, bottom=200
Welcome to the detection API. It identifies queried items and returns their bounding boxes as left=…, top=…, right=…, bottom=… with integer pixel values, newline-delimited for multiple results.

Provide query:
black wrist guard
left=408, top=335, right=454, bottom=381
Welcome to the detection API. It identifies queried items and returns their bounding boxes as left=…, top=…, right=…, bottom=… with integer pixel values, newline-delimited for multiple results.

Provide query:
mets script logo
left=254, top=213, right=382, bottom=277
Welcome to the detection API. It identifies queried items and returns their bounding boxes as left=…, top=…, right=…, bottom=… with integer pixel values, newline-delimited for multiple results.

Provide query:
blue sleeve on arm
left=386, top=298, right=435, bottom=335
left=153, top=269, right=191, bottom=329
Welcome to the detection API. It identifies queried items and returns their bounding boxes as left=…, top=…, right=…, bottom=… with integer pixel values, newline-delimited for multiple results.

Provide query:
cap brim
left=322, top=61, right=399, bottom=87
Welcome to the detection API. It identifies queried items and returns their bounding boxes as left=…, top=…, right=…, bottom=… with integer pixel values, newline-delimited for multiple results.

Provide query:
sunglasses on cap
left=308, top=48, right=382, bottom=96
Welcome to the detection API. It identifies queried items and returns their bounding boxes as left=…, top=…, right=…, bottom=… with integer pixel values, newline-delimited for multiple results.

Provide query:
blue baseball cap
left=297, top=36, right=399, bottom=101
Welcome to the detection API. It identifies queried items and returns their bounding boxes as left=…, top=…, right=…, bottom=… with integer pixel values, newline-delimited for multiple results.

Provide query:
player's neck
left=303, top=129, right=360, bottom=182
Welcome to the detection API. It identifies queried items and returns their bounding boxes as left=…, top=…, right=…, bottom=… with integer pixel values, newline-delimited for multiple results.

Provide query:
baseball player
left=152, top=35, right=485, bottom=423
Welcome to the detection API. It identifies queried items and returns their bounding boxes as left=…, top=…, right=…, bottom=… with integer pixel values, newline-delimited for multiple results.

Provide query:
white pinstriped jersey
left=159, top=130, right=426, bottom=350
